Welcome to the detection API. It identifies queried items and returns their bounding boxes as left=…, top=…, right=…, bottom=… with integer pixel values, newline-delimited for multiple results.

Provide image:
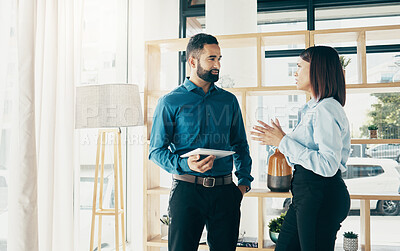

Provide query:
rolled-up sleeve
left=279, top=104, right=343, bottom=177
left=230, top=97, right=253, bottom=187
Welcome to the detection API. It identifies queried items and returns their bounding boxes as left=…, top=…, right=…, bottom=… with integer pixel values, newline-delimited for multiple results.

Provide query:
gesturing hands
left=250, top=118, right=286, bottom=147
left=187, top=154, right=216, bottom=173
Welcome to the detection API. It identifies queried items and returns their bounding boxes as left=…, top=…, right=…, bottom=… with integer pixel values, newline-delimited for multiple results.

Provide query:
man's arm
left=148, top=97, right=191, bottom=174
left=230, top=97, right=253, bottom=191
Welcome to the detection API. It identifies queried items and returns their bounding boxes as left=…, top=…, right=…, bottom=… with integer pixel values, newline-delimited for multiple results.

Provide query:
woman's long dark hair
left=299, top=46, right=346, bottom=106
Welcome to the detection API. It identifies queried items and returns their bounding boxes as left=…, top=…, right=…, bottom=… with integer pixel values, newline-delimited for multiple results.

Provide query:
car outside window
left=343, top=165, right=385, bottom=179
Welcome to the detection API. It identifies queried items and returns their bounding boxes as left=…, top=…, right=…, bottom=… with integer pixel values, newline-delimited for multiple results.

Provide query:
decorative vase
left=343, top=237, right=358, bottom=251
left=369, top=129, right=377, bottom=139
left=269, top=230, right=279, bottom=244
left=267, top=149, right=292, bottom=192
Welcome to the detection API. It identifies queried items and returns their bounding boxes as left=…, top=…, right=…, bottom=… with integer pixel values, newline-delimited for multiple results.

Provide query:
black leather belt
left=172, top=174, right=233, bottom=188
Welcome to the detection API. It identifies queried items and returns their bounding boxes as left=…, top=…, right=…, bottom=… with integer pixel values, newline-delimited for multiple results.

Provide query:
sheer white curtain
left=4, top=1, right=82, bottom=250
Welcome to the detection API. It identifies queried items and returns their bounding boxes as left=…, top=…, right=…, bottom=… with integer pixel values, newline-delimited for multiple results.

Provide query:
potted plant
left=267, top=212, right=286, bottom=244
left=368, top=124, right=378, bottom=139
left=343, top=231, right=358, bottom=251
left=160, top=215, right=170, bottom=239
left=340, top=55, right=351, bottom=77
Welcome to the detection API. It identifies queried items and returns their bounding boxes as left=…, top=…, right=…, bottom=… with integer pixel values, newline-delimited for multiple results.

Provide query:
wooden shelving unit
left=144, top=25, right=400, bottom=251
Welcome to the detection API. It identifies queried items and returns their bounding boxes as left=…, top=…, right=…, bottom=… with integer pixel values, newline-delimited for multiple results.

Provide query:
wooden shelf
left=350, top=194, right=400, bottom=200
left=147, top=186, right=400, bottom=200
left=351, top=139, right=400, bottom=144
left=146, top=82, right=400, bottom=95
left=147, top=186, right=170, bottom=195
left=147, top=186, right=280, bottom=196
left=311, top=25, right=400, bottom=43
left=146, top=186, right=292, bottom=198
left=145, top=25, right=400, bottom=52
left=95, top=209, right=124, bottom=215
left=144, top=78, right=400, bottom=95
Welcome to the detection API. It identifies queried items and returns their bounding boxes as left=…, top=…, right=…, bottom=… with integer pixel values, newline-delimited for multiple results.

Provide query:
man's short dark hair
left=186, top=33, right=219, bottom=61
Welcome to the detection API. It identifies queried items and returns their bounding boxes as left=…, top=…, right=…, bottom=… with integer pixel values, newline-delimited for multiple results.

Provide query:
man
left=149, top=33, right=253, bottom=251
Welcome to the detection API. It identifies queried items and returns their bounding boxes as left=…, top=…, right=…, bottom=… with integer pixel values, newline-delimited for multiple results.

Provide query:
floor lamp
left=75, top=84, right=143, bottom=251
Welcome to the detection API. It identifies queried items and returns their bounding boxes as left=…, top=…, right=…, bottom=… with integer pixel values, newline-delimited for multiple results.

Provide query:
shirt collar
left=307, top=98, right=318, bottom=108
left=183, top=78, right=198, bottom=92
left=307, top=97, right=335, bottom=108
left=183, top=77, right=219, bottom=93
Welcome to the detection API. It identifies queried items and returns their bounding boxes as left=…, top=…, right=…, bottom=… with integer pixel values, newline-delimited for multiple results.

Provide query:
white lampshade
left=75, top=84, right=143, bottom=129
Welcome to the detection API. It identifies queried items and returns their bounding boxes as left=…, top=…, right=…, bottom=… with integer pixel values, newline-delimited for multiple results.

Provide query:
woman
left=251, top=46, right=351, bottom=251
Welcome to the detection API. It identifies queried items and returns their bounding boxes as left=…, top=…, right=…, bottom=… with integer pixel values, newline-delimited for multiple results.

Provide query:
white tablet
left=181, top=148, right=235, bottom=159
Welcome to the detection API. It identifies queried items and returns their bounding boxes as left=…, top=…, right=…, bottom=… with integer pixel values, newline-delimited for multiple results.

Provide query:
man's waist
left=172, top=173, right=233, bottom=188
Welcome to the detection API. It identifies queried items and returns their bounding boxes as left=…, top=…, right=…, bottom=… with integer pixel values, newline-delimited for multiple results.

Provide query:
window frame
left=178, top=0, right=400, bottom=83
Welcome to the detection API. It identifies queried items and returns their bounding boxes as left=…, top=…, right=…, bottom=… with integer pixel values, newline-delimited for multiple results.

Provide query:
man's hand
left=187, top=154, right=216, bottom=173
left=238, top=185, right=248, bottom=196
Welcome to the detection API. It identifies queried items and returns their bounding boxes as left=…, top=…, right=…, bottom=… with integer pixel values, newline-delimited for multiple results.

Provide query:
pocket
left=233, top=184, right=244, bottom=202
left=169, top=180, right=181, bottom=203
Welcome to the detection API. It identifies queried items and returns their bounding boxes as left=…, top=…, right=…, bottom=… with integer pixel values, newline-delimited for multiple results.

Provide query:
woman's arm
left=279, top=104, right=345, bottom=177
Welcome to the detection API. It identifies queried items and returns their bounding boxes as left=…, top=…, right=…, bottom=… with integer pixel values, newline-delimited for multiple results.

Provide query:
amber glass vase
left=267, top=149, right=292, bottom=192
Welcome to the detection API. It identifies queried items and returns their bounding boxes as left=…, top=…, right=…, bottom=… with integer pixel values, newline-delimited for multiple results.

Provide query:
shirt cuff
left=179, top=157, right=191, bottom=172
left=278, top=135, right=296, bottom=168
left=278, top=135, right=290, bottom=156
left=238, top=178, right=251, bottom=189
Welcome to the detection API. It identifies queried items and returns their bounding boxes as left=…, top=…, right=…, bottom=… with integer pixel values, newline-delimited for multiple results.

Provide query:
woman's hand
left=250, top=119, right=286, bottom=147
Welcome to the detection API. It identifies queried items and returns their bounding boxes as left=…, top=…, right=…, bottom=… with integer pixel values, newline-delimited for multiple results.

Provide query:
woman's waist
left=293, top=164, right=342, bottom=181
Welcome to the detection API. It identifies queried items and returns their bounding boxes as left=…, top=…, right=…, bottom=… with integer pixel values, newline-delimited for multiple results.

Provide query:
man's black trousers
left=275, top=165, right=351, bottom=251
left=168, top=179, right=243, bottom=251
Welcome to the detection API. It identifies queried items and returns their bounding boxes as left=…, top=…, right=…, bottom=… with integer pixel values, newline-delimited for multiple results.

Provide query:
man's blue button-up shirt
left=149, top=78, right=253, bottom=187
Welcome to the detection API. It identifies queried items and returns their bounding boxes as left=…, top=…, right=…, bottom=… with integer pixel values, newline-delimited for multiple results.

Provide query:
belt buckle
left=202, top=177, right=215, bottom=188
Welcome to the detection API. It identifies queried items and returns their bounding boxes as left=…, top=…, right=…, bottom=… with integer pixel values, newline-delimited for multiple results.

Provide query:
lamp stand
left=89, top=129, right=126, bottom=251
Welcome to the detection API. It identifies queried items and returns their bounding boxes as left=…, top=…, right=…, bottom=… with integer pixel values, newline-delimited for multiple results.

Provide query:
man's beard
left=197, top=62, right=219, bottom=83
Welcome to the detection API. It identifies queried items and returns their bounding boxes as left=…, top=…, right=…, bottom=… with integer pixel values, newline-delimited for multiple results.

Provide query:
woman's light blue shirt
left=278, top=97, right=351, bottom=177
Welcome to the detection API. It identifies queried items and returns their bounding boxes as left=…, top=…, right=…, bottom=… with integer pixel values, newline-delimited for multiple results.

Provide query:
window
left=275, top=107, right=285, bottom=114
left=247, top=94, right=307, bottom=188
left=288, top=115, right=298, bottom=129
left=186, top=16, right=205, bottom=37
left=366, top=144, right=400, bottom=160
left=257, top=10, right=307, bottom=32
left=176, top=1, right=400, bottom=248
left=188, top=0, right=205, bottom=6
left=80, top=175, right=110, bottom=210
left=288, top=63, right=297, bottom=77
left=343, top=165, right=384, bottom=179
left=264, top=57, right=299, bottom=86
left=367, top=52, right=400, bottom=84
left=315, top=4, right=400, bottom=30
left=0, top=0, right=17, bottom=246
left=344, top=93, right=400, bottom=140
left=77, top=1, right=128, bottom=250
left=288, top=95, right=298, bottom=103
left=0, top=174, right=7, bottom=216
